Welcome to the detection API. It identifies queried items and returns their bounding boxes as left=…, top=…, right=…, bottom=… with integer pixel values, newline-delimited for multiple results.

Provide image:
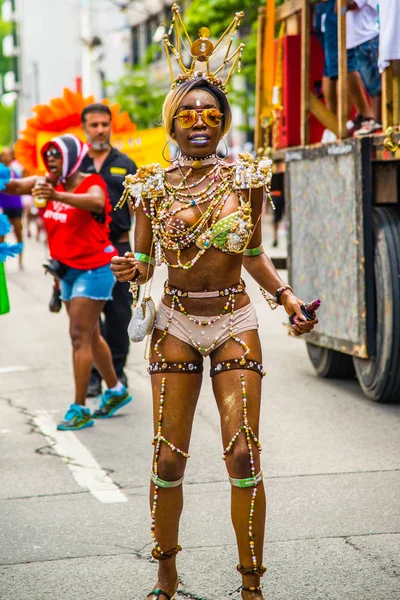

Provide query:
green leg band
left=151, top=471, right=184, bottom=488
left=229, top=469, right=263, bottom=488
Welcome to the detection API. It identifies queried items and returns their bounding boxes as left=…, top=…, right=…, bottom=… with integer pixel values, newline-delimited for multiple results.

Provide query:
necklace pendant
left=192, top=159, right=203, bottom=169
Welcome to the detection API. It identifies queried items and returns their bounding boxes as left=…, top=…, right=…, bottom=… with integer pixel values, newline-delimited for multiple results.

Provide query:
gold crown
left=163, top=4, right=245, bottom=94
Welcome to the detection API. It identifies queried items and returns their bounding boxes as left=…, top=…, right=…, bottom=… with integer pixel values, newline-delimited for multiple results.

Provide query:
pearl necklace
left=165, top=164, right=219, bottom=192
left=177, top=153, right=218, bottom=169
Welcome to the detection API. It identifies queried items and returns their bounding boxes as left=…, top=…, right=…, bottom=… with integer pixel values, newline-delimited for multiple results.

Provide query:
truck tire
left=306, top=343, right=355, bottom=378
left=353, top=206, right=400, bottom=403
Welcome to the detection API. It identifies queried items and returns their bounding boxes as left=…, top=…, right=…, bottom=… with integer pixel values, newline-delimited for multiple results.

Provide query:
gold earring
left=218, top=137, right=229, bottom=159
left=162, top=140, right=175, bottom=163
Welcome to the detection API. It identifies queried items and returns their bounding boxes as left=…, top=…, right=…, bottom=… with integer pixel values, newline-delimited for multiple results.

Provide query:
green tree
left=0, top=1, right=16, bottom=146
left=110, top=45, right=168, bottom=130
left=112, top=1, right=286, bottom=135
left=0, top=103, right=14, bottom=146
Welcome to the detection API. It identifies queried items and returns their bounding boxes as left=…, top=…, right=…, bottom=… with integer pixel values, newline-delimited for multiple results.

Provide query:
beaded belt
left=163, top=280, right=246, bottom=299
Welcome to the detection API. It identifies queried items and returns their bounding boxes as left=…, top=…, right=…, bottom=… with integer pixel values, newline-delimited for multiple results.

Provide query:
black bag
left=42, top=258, right=68, bottom=281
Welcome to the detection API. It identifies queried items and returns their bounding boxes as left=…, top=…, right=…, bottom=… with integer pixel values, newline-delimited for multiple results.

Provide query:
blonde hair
left=162, top=79, right=232, bottom=140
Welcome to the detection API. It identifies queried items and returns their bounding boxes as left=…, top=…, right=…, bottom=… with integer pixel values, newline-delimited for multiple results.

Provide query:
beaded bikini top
left=116, top=153, right=272, bottom=269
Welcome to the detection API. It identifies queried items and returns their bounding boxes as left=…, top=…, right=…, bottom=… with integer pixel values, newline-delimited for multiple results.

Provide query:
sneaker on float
left=354, top=119, right=382, bottom=137
left=57, top=404, right=94, bottom=431
left=92, top=386, right=132, bottom=419
left=321, top=129, right=337, bottom=143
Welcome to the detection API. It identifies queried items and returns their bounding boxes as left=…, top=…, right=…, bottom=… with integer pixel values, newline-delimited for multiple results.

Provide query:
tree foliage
left=0, top=1, right=15, bottom=145
left=112, top=0, right=286, bottom=134
left=0, top=103, right=14, bottom=147
left=110, top=45, right=167, bottom=130
left=0, top=5, right=12, bottom=77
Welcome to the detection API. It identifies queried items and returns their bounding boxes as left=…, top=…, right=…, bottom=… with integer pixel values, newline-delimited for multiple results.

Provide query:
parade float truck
left=256, top=0, right=400, bottom=402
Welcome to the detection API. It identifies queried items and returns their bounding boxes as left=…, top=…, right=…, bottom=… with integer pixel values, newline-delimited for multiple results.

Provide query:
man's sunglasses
left=173, top=108, right=223, bottom=129
left=45, top=149, right=62, bottom=158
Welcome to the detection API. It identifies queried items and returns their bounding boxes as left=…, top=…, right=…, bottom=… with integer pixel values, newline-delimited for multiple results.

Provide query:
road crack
left=344, top=536, right=399, bottom=578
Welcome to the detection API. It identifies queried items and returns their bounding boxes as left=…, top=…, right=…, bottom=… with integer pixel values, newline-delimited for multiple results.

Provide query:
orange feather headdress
left=14, top=88, right=136, bottom=174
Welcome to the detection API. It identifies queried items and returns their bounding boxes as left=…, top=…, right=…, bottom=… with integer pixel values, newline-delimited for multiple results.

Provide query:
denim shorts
left=324, top=12, right=357, bottom=79
left=60, top=263, right=116, bottom=302
left=354, top=36, right=381, bottom=97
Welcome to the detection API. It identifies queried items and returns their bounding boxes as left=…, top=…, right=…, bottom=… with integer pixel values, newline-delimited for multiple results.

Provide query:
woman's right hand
left=111, top=252, right=139, bottom=282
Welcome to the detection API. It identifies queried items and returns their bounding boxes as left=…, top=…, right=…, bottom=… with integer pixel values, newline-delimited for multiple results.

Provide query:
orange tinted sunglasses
left=173, top=108, right=223, bottom=129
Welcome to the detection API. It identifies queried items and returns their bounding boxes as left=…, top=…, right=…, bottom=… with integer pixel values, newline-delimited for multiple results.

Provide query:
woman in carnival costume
left=111, top=6, right=318, bottom=599
left=0, top=135, right=132, bottom=429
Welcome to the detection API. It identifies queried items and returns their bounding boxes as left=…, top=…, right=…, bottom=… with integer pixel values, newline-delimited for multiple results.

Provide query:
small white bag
left=128, top=295, right=156, bottom=343
left=127, top=239, right=156, bottom=344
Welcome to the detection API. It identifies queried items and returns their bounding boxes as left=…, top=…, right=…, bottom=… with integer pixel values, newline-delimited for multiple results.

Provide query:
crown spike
left=163, top=4, right=245, bottom=94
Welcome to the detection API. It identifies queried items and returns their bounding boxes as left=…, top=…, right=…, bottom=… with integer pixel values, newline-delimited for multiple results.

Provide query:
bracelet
left=259, top=286, right=279, bottom=310
left=130, top=268, right=140, bottom=282
left=134, top=252, right=154, bottom=266
left=275, top=285, right=293, bottom=305
left=244, top=244, right=264, bottom=257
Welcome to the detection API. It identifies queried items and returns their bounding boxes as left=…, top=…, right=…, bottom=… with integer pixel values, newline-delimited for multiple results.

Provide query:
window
left=131, top=25, right=140, bottom=65
left=145, top=16, right=162, bottom=60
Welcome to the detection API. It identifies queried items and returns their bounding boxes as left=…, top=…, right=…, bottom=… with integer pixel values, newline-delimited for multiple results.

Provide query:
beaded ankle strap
left=152, top=544, right=182, bottom=561
left=237, top=564, right=267, bottom=576
left=242, top=585, right=262, bottom=592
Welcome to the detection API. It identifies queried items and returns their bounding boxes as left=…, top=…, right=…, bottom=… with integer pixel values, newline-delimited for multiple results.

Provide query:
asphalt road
left=0, top=234, right=399, bottom=600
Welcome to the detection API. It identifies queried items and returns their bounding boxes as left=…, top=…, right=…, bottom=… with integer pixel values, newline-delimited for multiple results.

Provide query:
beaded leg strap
left=151, top=377, right=188, bottom=561
left=149, top=360, right=203, bottom=375
left=210, top=358, right=265, bottom=378
left=237, top=564, right=267, bottom=576
left=223, top=375, right=265, bottom=576
left=242, top=585, right=262, bottom=593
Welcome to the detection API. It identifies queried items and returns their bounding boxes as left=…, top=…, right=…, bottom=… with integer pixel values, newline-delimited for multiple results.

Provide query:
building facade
left=14, top=0, right=130, bottom=129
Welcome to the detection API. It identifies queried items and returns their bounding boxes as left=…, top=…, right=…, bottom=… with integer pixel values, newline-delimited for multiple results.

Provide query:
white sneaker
left=354, top=120, right=382, bottom=137
left=321, top=129, right=337, bottom=143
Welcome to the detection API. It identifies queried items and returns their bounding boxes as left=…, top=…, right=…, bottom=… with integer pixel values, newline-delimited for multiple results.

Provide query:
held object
left=127, top=242, right=156, bottom=343
left=33, top=176, right=47, bottom=208
left=290, top=299, right=321, bottom=325
left=128, top=295, right=156, bottom=343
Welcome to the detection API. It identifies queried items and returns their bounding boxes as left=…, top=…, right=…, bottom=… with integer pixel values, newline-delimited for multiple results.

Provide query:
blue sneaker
left=92, top=386, right=132, bottom=419
left=57, top=404, right=94, bottom=430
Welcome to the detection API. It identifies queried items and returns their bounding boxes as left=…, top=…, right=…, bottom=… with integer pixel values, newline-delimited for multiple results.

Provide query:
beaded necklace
left=166, top=163, right=219, bottom=193
left=154, top=167, right=236, bottom=268
left=158, top=180, right=232, bottom=243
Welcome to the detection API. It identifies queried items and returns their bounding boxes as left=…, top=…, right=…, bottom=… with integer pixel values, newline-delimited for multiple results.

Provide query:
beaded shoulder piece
left=116, top=163, right=165, bottom=209
left=233, top=153, right=273, bottom=190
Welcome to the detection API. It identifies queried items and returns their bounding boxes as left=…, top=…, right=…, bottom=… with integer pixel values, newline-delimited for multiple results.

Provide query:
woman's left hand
left=280, top=290, right=318, bottom=337
left=32, top=182, right=59, bottom=202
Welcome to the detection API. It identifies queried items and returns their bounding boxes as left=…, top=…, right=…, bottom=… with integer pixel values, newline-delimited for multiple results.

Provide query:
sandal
left=242, top=585, right=263, bottom=596
left=147, top=589, right=176, bottom=599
